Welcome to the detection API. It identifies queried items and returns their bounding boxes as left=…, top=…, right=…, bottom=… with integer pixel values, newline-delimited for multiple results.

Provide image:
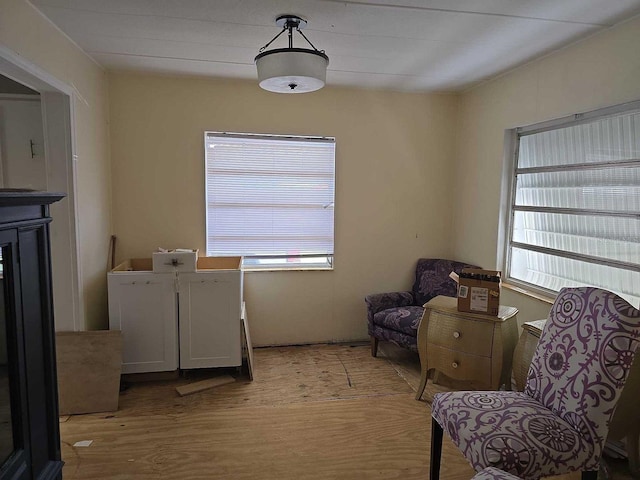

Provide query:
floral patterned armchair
left=365, top=258, right=478, bottom=357
left=429, top=287, right=640, bottom=480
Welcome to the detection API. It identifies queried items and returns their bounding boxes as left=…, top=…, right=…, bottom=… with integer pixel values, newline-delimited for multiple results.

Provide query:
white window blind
left=505, top=104, right=640, bottom=306
left=205, top=132, right=335, bottom=269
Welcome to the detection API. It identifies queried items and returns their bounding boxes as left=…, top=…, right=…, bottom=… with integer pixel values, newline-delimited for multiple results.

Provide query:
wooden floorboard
left=59, top=342, right=632, bottom=480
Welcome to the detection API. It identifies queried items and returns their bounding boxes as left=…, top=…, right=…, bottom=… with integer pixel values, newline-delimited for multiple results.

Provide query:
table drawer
left=427, top=344, right=492, bottom=385
left=426, top=311, right=494, bottom=356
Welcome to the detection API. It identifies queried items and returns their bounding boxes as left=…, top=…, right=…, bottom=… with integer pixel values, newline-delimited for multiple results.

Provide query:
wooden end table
left=415, top=295, right=519, bottom=400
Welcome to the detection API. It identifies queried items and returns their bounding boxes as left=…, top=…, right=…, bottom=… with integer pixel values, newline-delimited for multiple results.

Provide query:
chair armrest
left=365, top=291, right=415, bottom=322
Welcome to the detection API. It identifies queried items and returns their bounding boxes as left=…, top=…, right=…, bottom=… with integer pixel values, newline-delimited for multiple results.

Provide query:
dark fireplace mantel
left=0, top=190, right=64, bottom=480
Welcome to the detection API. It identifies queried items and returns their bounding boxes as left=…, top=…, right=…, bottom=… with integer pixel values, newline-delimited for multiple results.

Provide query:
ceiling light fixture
left=255, top=15, right=329, bottom=94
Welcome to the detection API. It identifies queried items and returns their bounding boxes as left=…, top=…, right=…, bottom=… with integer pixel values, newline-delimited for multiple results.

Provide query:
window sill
left=242, top=266, right=334, bottom=273
left=502, top=282, right=555, bottom=305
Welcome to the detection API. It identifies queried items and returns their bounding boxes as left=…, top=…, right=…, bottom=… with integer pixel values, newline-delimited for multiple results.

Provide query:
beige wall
left=4, top=0, right=637, bottom=338
left=109, top=73, right=459, bottom=345
left=0, top=0, right=111, bottom=330
left=452, top=16, right=640, bottom=324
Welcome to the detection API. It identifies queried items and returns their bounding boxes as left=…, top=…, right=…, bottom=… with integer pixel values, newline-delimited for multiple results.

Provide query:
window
left=501, top=101, right=640, bottom=306
left=205, top=132, right=335, bottom=270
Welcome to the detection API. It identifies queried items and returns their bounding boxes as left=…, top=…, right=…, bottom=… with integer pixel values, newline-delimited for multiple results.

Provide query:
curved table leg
left=416, top=372, right=427, bottom=400
left=416, top=310, right=430, bottom=400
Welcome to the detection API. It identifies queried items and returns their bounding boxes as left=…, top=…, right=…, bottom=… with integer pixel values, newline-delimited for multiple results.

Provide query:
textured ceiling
left=30, top=0, right=640, bottom=92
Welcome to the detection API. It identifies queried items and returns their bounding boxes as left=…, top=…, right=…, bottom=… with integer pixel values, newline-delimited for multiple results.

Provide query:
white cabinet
left=108, top=257, right=243, bottom=374
left=107, top=268, right=178, bottom=374
left=178, top=270, right=242, bottom=369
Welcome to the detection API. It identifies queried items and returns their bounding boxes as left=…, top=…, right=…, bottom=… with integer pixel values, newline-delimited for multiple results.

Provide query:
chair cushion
left=372, top=306, right=424, bottom=337
left=369, top=324, right=418, bottom=352
left=432, top=391, right=593, bottom=480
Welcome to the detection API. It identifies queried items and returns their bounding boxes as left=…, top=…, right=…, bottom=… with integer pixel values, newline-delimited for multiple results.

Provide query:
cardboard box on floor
left=457, top=268, right=501, bottom=316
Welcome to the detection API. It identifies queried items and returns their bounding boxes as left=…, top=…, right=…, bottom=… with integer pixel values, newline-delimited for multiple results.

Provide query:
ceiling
left=30, top=0, right=640, bottom=92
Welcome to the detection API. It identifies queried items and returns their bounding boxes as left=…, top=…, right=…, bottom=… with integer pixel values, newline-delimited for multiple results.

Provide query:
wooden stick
left=175, top=376, right=235, bottom=397
left=109, top=234, right=117, bottom=270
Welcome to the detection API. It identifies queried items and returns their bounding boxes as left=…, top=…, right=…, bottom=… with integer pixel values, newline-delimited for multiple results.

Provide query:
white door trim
left=0, top=45, right=73, bottom=95
left=0, top=45, right=84, bottom=331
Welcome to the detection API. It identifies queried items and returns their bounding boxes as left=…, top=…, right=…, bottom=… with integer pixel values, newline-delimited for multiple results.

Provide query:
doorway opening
left=0, top=46, right=83, bottom=331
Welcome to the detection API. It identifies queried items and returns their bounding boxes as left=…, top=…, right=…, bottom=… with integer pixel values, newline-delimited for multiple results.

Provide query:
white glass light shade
left=255, top=48, right=329, bottom=93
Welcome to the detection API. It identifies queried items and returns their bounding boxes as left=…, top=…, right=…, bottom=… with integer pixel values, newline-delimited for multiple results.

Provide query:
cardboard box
left=152, top=249, right=198, bottom=272
left=457, top=268, right=501, bottom=316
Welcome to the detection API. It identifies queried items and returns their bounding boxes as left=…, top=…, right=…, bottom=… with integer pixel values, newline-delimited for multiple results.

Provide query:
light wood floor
left=59, top=343, right=633, bottom=480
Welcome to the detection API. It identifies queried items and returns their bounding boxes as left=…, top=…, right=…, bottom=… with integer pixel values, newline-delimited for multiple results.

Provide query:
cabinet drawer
left=426, top=311, right=494, bottom=356
left=427, top=344, right=492, bottom=385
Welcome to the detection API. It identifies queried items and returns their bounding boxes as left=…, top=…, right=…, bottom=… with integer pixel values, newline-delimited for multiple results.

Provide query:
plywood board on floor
left=175, top=375, right=235, bottom=396
left=56, top=331, right=123, bottom=415
left=241, top=302, right=254, bottom=381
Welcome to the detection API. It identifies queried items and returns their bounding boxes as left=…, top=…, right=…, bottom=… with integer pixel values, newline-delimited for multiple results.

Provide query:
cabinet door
left=0, top=229, right=31, bottom=480
left=17, top=225, right=63, bottom=479
left=178, top=271, right=241, bottom=369
left=107, top=273, right=178, bottom=374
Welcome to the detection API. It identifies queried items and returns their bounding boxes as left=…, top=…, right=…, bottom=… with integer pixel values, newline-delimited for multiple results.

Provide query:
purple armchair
left=429, top=287, right=640, bottom=480
left=365, top=258, right=478, bottom=357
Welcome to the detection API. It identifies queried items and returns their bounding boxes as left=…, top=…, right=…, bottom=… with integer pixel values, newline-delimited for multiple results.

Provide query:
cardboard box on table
left=457, top=268, right=501, bottom=316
